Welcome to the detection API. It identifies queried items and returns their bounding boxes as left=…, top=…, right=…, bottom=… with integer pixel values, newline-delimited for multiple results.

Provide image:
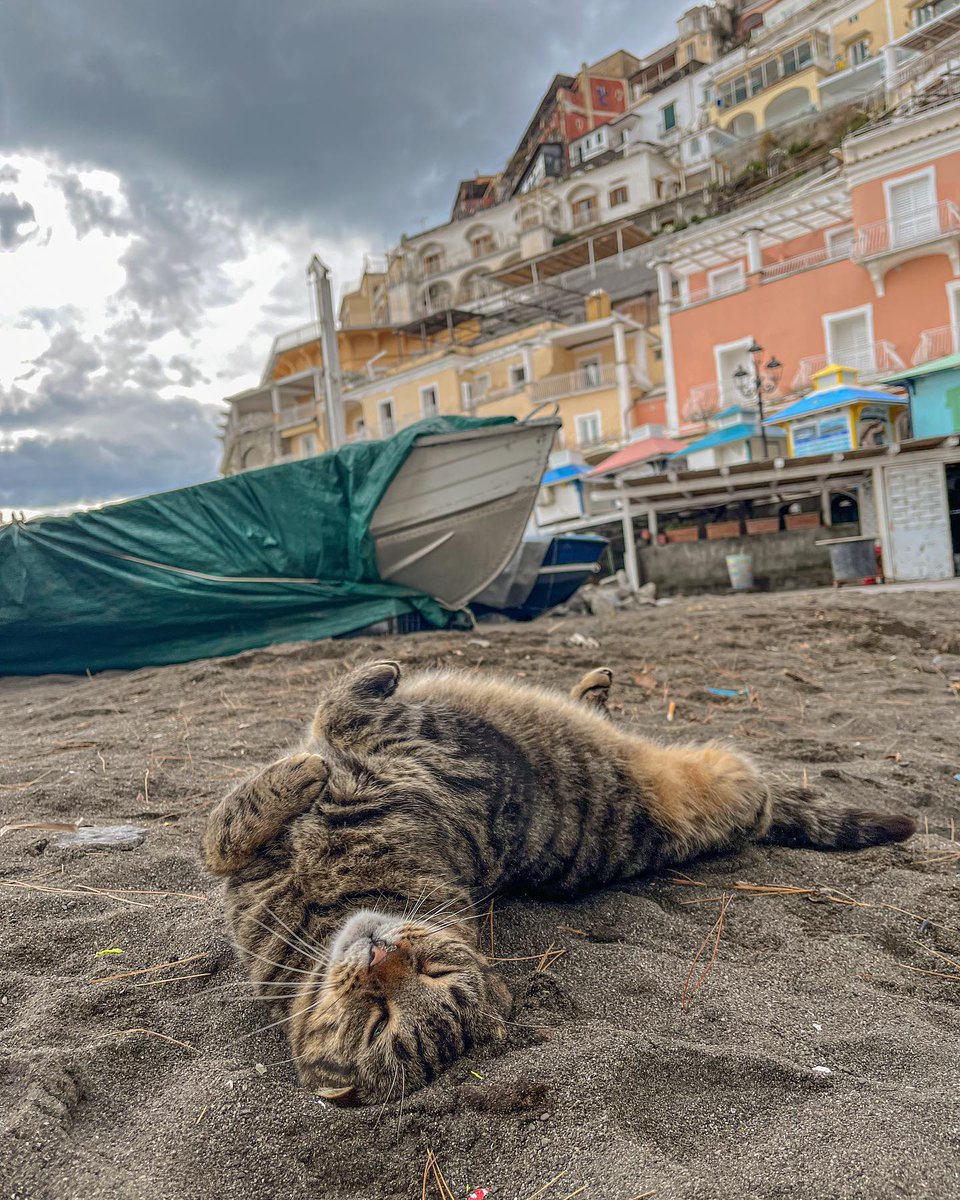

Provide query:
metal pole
left=308, top=255, right=344, bottom=449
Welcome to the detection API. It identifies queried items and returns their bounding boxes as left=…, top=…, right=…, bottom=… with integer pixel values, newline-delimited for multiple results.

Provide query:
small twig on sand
left=0, top=878, right=209, bottom=908
left=91, top=952, right=208, bottom=986
left=535, top=944, right=566, bottom=973
left=0, top=818, right=82, bottom=839
left=557, top=1188, right=588, bottom=1200
left=0, top=771, right=55, bottom=792
left=423, top=1149, right=456, bottom=1200
left=524, top=1172, right=567, bottom=1200
left=681, top=893, right=731, bottom=1011
left=114, top=1027, right=196, bottom=1052
left=132, top=971, right=211, bottom=990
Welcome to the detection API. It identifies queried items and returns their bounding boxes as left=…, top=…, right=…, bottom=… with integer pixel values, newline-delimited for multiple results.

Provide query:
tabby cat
left=204, top=660, right=914, bottom=1106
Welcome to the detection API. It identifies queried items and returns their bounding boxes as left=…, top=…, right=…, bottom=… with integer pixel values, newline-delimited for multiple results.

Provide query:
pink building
left=654, top=96, right=960, bottom=439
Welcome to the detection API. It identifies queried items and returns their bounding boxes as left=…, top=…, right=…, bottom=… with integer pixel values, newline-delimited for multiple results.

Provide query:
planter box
left=706, top=521, right=742, bottom=540
left=665, top=526, right=701, bottom=543
left=784, top=512, right=821, bottom=531
left=746, top=517, right=780, bottom=535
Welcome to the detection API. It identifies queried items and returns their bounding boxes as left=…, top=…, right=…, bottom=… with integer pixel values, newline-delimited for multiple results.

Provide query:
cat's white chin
left=327, top=908, right=400, bottom=968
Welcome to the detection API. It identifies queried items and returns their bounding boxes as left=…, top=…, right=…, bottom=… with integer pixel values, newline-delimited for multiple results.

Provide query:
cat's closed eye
left=367, top=1008, right=389, bottom=1043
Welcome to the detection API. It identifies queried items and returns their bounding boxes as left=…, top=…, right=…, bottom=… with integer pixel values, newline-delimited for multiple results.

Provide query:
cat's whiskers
left=241, top=907, right=328, bottom=966
left=255, top=901, right=327, bottom=961
left=396, top=1064, right=407, bottom=1141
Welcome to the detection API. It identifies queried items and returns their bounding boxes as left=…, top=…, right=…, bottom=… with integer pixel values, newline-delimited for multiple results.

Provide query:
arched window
left=465, top=224, right=495, bottom=259
left=418, top=242, right=446, bottom=278
left=567, top=186, right=599, bottom=229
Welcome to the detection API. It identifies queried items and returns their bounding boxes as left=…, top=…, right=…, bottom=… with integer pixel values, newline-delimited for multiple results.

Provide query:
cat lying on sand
left=204, top=660, right=914, bottom=1106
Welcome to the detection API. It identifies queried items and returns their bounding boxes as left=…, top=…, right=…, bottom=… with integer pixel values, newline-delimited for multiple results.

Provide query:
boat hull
left=370, top=418, right=560, bottom=609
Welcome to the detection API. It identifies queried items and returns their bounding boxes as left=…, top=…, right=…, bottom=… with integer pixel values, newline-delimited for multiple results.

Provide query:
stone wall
left=637, top=527, right=834, bottom=593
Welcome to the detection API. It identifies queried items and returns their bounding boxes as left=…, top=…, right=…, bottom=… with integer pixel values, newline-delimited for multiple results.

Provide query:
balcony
left=852, top=200, right=960, bottom=293
left=912, top=324, right=960, bottom=364
left=888, top=30, right=960, bottom=92
left=403, top=234, right=514, bottom=283
left=277, top=401, right=319, bottom=429
left=528, top=364, right=617, bottom=403
left=791, top=341, right=905, bottom=391
left=676, top=275, right=747, bottom=310
left=681, top=382, right=745, bottom=422
left=761, top=244, right=849, bottom=282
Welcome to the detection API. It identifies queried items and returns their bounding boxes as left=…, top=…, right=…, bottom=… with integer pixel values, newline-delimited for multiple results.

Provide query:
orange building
left=654, top=95, right=960, bottom=438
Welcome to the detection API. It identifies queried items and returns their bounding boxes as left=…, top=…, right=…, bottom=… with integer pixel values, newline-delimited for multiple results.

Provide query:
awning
left=589, top=436, right=686, bottom=475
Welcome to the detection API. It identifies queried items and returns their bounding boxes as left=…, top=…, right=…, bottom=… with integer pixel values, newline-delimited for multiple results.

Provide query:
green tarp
left=0, top=415, right=513, bottom=676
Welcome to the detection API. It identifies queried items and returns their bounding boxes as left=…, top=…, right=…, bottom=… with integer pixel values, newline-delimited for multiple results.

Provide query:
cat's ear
left=316, top=1084, right=361, bottom=1107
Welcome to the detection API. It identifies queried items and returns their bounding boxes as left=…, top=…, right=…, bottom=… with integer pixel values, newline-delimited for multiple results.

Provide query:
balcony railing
left=889, top=29, right=960, bottom=91
left=913, top=324, right=960, bottom=364
left=682, top=382, right=746, bottom=422
left=528, top=364, right=617, bottom=403
left=677, top=275, right=747, bottom=309
left=571, top=207, right=601, bottom=230
left=402, top=234, right=513, bottom=283
left=791, top=341, right=905, bottom=391
left=852, top=200, right=960, bottom=259
left=762, top=244, right=850, bottom=280
left=277, top=401, right=319, bottom=429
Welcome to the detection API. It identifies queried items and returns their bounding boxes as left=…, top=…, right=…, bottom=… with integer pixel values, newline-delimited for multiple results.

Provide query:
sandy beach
left=1, top=588, right=959, bottom=1200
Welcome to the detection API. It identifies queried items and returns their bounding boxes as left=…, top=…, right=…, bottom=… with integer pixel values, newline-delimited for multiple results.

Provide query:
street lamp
left=733, top=339, right=783, bottom=458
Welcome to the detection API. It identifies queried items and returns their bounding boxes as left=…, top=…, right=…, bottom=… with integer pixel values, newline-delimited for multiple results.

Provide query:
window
left=609, top=184, right=629, bottom=207
left=824, top=306, right=873, bottom=372
left=378, top=399, right=395, bottom=437
left=849, top=38, right=870, bottom=66
left=708, top=263, right=745, bottom=298
left=575, top=412, right=603, bottom=447
left=420, top=385, right=439, bottom=418
left=715, top=338, right=755, bottom=405
left=422, top=251, right=444, bottom=276
left=660, top=102, right=677, bottom=132
left=572, top=196, right=598, bottom=227
left=826, top=225, right=855, bottom=258
left=781, top=41, right=812, bottom=76
left=580, top=357, right=602, bottom=387
left=717, top=74, right=749, bottom=109
left=463, top=373, right=490, bottom=407
left=508, top=363, right=527, bottom=388
left=470, top=233, right=495, bottom=258
left=886, top=170, right=937, bottom=245
left=300, top=433, right=317, bottom=458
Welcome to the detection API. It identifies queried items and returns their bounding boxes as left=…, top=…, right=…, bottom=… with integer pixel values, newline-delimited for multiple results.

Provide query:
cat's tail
left=762, top=784, right=916, bottom=850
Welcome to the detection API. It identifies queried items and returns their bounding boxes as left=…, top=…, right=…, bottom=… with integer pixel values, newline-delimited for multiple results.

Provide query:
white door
left=883, top=463, right=954, bottom=581
left=716, top=341, right=753, bottom=407
left=827, top=311, right=872, bottom=373
left=887, top=175, right=937, bottom=247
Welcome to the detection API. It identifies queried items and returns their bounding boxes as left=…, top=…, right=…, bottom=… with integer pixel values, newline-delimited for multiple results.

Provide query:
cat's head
left=288, top=909, right=512, bottom=1105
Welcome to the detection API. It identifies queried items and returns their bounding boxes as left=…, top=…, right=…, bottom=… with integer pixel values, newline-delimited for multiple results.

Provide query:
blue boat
left=471, top=533, right=609, bottom=622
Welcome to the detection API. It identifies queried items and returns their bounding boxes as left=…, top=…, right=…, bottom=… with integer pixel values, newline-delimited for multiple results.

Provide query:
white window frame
left=576, top=353, right=603, bottom=388
left=947, top=280, right=960, bottom=350
left=707, top=262, right=745, bottom=298
left=508, top=363, right=527, bottom=388
left=574, top=411, right=604, bottom=447
left=419, top=383, right=440, bottom=418
left=849, top=37, right=870, bottom=65
left=713, top=335, right=755, bottom=407
left=822, top=302, right=874, bottom=370
left=883, top=166, right=937, bottom=233
left=608, top=181, right=629, bottom=207
left=300, top=432, right=317, bottom=458
left=826, top=224, right=855, bottom=257
left=378, top=398, right=396, bottom=437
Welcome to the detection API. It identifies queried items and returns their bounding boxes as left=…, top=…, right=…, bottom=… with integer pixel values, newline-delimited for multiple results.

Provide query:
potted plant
left=665, top=525, right=700, bottom=543
left=746, top=516, right=780, bottom=535
left=784, top=511, right=821, bottom=531
left=706, top=519, right=742, bottom=540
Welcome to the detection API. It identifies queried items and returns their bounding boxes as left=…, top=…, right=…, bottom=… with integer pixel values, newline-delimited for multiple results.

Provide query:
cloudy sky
left=0, top=0, right=675, bottom=512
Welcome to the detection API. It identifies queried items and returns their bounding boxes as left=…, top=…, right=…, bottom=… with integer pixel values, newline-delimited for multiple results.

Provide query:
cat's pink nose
left=369, top=942, right=389, bottom=967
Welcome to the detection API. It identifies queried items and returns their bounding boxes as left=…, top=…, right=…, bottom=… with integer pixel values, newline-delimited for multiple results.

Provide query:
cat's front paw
left=265, top=752, right=330, bottom=808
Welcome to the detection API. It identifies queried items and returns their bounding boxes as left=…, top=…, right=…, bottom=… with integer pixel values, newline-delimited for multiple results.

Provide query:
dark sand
left=1, top=589, right=959, bottom=1200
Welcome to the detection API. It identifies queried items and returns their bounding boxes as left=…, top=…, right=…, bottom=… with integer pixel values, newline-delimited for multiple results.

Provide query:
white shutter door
left=888, top=176, right=936, bottom=245
left=716, top=343, right=752, bottom=406
left=884, top=463, right=954, bottom=581
left=827, top=313, right=871, bottom=372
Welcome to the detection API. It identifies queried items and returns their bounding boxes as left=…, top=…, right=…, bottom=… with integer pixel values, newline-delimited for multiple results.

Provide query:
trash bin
left=725, top=552, right=754, bottom=591
left=816, top=535, right=876, bottom=584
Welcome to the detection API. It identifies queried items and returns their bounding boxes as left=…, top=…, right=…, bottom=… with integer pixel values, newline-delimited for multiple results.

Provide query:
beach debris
left=811, top=1065, right=833, bottom=1076
left=94, top=948, right=124, bottom=957
left=254, top=1063, right=267, bottom=1075
left=467, top=1190, right=490, bottom=1200
left=680, top=893, right=731, bottom=1011
left=706, top=687, right=748, bottom=699
left=469, top=1070, right=484, bottom=1081
left=114, top=1027, right=196, bottom=1052
left=91, top=952, right=208, bottom=986
left=954, top=773, right=960, bottom=783
left=467, top=638, right=491, bottom=649
left=566, top=632, right=599, bottom=649
left=0, top=817, right=85, bottom=840
left=55, top=824, right=146, bottom=851
left=667, top=701, right=676, bottom=722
